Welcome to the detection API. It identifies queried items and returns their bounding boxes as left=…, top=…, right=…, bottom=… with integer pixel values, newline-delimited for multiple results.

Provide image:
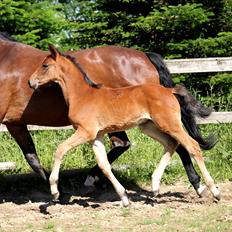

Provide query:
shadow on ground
left=0, top=169, right=196, bottom=208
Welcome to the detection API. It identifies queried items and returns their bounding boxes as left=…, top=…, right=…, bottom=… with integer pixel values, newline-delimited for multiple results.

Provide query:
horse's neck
left=0, top=40, right=12, bottom=53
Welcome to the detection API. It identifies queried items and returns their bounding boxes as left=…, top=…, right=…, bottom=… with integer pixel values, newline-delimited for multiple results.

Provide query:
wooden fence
left=0, top=57, right=231, bottom=170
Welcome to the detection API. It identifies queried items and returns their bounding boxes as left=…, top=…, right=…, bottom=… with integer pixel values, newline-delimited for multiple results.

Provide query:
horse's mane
left=0, top=32, right=17, bottom=42
left=62, top=53, right=102, bottom=89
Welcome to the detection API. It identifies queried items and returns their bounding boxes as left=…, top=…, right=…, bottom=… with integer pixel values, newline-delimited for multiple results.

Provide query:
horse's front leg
left=92, top=138, right=130, bottom=207
left=50, top=128, right=92, bottom=200
left=6, top=124, right=49, bottom=181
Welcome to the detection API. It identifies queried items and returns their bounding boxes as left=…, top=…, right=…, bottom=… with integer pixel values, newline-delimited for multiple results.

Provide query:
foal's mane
left=62, top=53, right=102, bottom=89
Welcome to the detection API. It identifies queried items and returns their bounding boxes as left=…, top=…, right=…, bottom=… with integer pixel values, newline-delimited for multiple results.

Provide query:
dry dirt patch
left=0, top=171, right=231, bottom=232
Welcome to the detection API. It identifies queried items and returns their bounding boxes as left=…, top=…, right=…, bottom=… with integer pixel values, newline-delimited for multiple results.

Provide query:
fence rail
left=165, top=57, right=232, bottom=73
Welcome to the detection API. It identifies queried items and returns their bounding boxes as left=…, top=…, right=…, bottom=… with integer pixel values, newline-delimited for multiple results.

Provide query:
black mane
left=62, top=53, right=102, bottom=89
left=0, top=32, right=17, bottom=42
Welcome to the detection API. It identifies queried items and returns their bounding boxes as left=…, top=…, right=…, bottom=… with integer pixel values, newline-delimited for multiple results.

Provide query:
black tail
left=146, top=52, right=217, bottom=150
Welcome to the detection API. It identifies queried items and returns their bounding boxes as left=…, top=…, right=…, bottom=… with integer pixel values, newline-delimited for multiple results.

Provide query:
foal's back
left=79, top=83, right=180, bottom=134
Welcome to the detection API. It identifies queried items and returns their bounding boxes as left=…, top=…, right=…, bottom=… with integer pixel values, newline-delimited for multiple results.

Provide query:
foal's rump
left=146, top=52, right=217, bottom=150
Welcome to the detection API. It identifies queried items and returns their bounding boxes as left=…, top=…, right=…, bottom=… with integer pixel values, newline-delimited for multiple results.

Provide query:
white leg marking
left=152, top=151, right=172, bottom=195
left=139, top=121, right=177, bottom=196
left=196, top=184, right=207, bottom=197
left=92, top=138, right=129, bottom=207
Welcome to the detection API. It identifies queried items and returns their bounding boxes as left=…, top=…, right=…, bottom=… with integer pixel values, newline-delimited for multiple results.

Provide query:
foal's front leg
left=84, top=132, right=131, bottom=188
left=50, top=128, right=92, bottom=200
left=92, top=138, right=130, bottom=207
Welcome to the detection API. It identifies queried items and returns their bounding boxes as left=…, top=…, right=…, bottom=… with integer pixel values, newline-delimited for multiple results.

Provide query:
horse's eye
left=43, top=64, right=49, bottom=69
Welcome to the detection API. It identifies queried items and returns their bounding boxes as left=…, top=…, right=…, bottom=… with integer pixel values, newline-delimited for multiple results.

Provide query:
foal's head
left=29, top=45, right=67, bottom=89
left=29, top=45, right=101, bottom=90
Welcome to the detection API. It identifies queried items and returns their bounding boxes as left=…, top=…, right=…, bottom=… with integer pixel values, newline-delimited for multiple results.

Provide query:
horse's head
left=29, top=45, right=63, bottom=90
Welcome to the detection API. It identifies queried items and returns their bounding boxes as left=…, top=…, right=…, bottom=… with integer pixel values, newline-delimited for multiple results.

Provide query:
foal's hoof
left=52, top=192, right=60, bottom=201
left=214, top=193, right=221, bottom=202
left=213, top=189, right=221, bottom=202
left=153, top=190, right=159, bottom=197
left=196, top=184, right=207, bottom=197
left=121, top=195, right=130, bottom=207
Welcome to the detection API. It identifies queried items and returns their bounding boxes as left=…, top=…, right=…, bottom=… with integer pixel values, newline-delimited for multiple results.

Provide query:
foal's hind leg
left=165, top=126, right=220, bottom=201
left=84, top=132, right=131, bottom=188
left=92, top=137, right=129, bottom=207
left=139, top=121, right=178, bottom=196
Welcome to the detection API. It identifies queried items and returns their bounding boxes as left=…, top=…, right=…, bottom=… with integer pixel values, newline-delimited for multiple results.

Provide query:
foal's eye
left=43, top=64, right=49, bottom=69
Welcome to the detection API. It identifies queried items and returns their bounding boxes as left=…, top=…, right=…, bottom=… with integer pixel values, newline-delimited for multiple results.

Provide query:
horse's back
left=71, top=46, right=160, bottom=87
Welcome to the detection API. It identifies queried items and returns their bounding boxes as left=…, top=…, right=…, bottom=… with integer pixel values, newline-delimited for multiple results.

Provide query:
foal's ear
left=48, top=44, right=61, bottom=60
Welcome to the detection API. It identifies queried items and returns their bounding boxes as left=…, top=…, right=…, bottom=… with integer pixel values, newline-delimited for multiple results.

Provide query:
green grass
left=0, top=123, right=231, bottom=184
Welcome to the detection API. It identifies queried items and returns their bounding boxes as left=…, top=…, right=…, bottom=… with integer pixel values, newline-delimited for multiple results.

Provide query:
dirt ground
left=0, top=170, right=231, bottom=232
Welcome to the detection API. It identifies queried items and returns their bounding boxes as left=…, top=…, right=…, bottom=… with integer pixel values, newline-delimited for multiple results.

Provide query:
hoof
left=196, top=184, right=207, bottom=197
left=121, top=195, right=130, bottom=207
left=52, top=192, right=60, bottom=201
left=213, top=188, right=221, bottom=201
left=214, top=192, right=221, bottom=202
left=153, top=190, right=159, bottom=197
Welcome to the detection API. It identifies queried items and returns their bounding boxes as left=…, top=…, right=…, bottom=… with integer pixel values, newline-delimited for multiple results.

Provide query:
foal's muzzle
left=28, top=79, right=39, bottom=90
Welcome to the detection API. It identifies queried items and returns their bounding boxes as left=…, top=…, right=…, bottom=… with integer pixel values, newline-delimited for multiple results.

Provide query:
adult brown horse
left=28, top=46, right=220, bottom=206
left=0, top=33, right=215, bottom=196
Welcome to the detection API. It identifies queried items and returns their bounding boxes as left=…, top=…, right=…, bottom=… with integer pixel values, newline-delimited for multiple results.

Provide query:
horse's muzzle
left=28, top=79, right=39, bottom=90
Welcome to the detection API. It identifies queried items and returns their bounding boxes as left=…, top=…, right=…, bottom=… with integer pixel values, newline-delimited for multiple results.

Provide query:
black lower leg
left=6, top=124, right=48, bottom=181
left=176, top=145, right=201, bottom=190
left=24, top=153, right=49, bottom=181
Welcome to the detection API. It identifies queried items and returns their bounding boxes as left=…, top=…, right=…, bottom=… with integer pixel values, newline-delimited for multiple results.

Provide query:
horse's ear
left=48, top=44, right=61, bottom=60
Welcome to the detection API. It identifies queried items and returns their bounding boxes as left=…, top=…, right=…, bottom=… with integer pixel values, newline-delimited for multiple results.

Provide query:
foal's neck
left=58, top=58, right=97, bottom=105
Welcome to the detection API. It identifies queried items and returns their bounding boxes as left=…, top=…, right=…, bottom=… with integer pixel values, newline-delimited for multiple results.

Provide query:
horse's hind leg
left=139, top=121, right=178, bottom=196
left=176, top=145, right=206, bottom=197
left=92, top=137, right=129, bottom=207
left=84, top=131, right=130, bottom=187
left=6, top=124, right=48, bottom=181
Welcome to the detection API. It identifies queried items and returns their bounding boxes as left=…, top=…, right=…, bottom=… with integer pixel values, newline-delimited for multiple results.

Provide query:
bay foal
left=29, top=46, right=220, bottom=206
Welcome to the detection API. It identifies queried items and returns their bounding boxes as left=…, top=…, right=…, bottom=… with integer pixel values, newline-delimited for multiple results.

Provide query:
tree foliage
left=0, top=0, right=69, bottom=49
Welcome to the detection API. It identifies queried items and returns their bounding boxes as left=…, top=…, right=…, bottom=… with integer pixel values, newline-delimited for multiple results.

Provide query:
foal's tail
left=146, top=52, right=217, bottom=150
left=173, top=85, right=217, bottom=150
